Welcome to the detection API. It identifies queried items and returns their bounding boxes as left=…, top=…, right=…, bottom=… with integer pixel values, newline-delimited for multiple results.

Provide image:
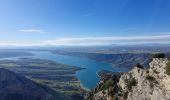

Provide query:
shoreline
left=75, top=68, right=91, bottom=92
left=79, top=82, right=90, bottom=92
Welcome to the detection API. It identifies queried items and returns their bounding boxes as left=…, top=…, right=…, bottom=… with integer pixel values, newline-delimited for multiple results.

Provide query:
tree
left=135, top=63, right=144, bottom=69
left=152, top=53, right=165, bottom=58
left=166, top=60, right=170, bottom=75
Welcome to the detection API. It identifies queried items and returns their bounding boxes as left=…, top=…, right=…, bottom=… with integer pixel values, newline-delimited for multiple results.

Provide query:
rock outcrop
left=85, top=58, right=170, bottom=100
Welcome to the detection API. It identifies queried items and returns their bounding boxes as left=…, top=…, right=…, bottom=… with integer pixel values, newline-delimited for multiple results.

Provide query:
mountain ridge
left=0, top=68, right=73, bottom=100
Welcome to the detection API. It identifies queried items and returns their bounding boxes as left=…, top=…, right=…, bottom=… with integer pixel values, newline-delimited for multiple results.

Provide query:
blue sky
left=0, top=0, right=170, bottom=46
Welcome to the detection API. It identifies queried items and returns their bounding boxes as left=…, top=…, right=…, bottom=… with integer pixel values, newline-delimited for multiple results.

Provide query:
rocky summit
left=85, top=58, right=170, bottom=100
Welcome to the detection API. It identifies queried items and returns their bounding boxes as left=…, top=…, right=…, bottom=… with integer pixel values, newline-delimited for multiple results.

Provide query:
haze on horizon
left=0, top=0, right=170, bottom=46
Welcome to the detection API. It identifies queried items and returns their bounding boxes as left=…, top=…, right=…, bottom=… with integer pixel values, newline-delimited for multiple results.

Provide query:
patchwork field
left=0, top=58, right=86, bottom=98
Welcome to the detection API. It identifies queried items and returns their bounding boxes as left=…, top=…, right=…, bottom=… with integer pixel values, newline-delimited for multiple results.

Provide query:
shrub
left=146, top=75, right=158, bottom=84
left=153, top=69, right=159, bottom=74
left=113, top=96, right=119, bottom=100
left=127, top=78, right=137, bottom=91
left=146, top=70, right=149, bottom=74
left=101, top=80, right=113, bottom=90
left=87, top=95, right=93, bottom=100
left=122, top=91, right=128, bottom=100
left=135, top=63, right=144, bottom=69
left=146, top=75, right=158, bottom=88
left=152, top=53, right=165, bottom=58
left=146, top=75, right=155, bottom=81
left=166, top=60, right=170, bottom=75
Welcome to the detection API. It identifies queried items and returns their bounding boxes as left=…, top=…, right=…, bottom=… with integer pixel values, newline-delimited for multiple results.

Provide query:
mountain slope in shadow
left=0, top=68, right=73, bottom=100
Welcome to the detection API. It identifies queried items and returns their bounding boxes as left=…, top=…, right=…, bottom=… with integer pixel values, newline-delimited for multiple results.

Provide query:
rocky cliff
left=85, top=58, right=170, bottom=100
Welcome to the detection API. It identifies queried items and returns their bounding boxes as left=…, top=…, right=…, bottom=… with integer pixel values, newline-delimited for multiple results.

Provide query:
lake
left=30, top=51, right=128, bottom=89
left=0, top=51, right=129, bottom=89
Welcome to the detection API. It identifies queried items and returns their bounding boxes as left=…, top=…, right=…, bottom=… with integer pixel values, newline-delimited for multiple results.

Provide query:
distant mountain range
left=52, top=51, right=150, bottom=68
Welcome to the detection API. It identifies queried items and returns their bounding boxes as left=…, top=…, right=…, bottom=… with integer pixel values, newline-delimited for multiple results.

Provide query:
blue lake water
left=0, top=51, right=128, bottom=89
left=29, top=51, right=128, bottom=89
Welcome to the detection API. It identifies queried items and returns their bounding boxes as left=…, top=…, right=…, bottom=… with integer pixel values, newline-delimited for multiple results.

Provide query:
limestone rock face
left=125, top=58, right=170, bottom=100
left=86, top=58, right=170, bottom=100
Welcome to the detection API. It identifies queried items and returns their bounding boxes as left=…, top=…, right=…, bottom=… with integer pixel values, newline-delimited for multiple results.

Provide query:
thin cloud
left=42, top=35, right=170, bottom=46
left=18, top=29, right=46, bottom=33
left=1, top=35, right=170, bottom=46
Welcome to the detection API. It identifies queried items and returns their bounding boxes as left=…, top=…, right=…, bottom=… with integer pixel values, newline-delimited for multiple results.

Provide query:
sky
left=0, top=0, right=170, bottom=46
